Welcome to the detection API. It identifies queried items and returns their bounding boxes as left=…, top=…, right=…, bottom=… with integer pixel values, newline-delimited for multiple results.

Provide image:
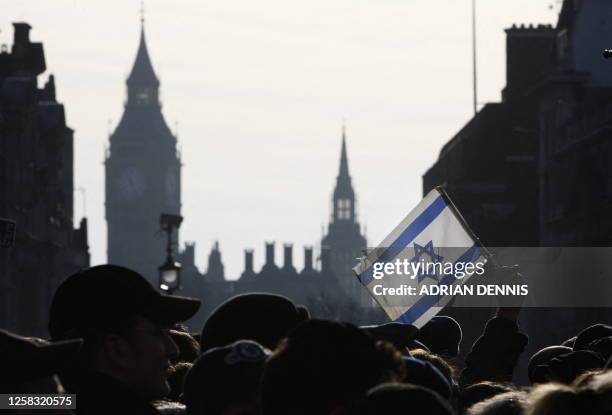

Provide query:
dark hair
left=527, top=371, right=612, bottom=415
left=402, top=356, right=452, bottom=402
left=467, top=391, right=528, bottom=415
left=169, top=329, right=200, bottom=364
left=356, top=383, right=454, bottom=415
left=261, top=319, right=405, bottom=415
left=460, top=381, right=515, bottom=413
left=167, top=362, right=192, bottom=401
left=572, top=369, right=603, bottom=388
left=412, top=348, right=456, bottom=385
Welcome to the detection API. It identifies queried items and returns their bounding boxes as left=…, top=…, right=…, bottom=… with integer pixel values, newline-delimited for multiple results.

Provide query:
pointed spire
left=334, top=124, right=354, bottom=199
left=127, top=19, right=159, bottom=87
left=140, top=0, right=145, bottom=26
left=339, top=122, right=350, bottom=179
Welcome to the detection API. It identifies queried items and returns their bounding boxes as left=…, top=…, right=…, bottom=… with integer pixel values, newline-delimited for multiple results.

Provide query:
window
left=138, top=91, right=150, bottom=104
left=337, top=198, right=351, bottom=220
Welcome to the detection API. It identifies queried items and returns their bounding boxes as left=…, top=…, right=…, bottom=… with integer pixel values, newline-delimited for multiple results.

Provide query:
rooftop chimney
left=304, top=246, right=313, bottom=270
left=265, top=242, right=275, bottom=265
left=13, top=23, right=31, bottom=51
left=245, top=249, right=254, bottom=272
left=11, top=22, right=45, bottom=76
left=503, top=25, right=556, bottom=101
left=283, top=244, right=293, bottom=268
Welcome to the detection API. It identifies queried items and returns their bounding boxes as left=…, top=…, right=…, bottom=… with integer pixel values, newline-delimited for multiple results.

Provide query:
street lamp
left=158, top=213, right=183, bottom=294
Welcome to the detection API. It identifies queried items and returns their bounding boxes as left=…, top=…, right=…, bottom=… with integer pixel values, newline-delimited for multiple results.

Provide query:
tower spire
left=332, top=125, right=355, bottom=223
left=140, top=1, right=145, bottom=26
left=339, top=123, right=349, bottom=179
left=125, top=12, right=160, bottom=106
left=127, top=13, right=159, bottom=88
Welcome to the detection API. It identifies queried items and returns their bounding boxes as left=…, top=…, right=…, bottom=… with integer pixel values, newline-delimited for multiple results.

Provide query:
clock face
left=118, top=167, right=147, bottom=199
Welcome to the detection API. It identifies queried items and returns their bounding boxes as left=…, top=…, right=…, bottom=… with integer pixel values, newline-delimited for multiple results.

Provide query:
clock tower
left=105, top=21, right=181, bottom=283
left=321, top=127, right=368, bottom=304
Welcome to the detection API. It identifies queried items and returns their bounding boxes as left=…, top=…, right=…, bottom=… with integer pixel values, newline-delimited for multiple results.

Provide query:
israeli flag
left=353, top=187, right=487, bottom=328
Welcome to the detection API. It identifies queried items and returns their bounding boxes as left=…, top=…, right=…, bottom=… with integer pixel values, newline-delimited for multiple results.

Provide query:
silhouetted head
left=530, top=350, right=604, bottom=385
left=417, top=316, right=463, bottom=358
left=402, top=356, right=452, bottom=401
left=528, top=346, right=572, bottom=384
left=261, top=319, right=405, bottom=415
left=460, top=381, right=515, bottom=413
left=200, top=293, right=307, bottom=352
left=0, top=329, right=81, bottom=394
left=360, top=322, right=419, bottom=352
left=467, top=391, right=528, bottom=415
left=356, top=382, right=454, bottom=415
left=527, top=371, right=612, bottom=415
left=183, top=340, right=269, bottom=415
left=573, top=324, right=612, bottom=351
left=411, top=348, right=456, bottom=387
left=48, top=264, right=200, bottom=400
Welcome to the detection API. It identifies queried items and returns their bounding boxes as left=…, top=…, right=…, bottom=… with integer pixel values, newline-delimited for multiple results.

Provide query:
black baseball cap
left=1, top=329, right=82, bottom=385
left=49, top=264, right=201, bottom=340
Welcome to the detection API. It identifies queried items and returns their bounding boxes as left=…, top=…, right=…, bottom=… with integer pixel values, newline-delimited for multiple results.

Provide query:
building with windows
left=0, top=23, right=89, bottom=335
left=422, top=0, right=612, bottom=382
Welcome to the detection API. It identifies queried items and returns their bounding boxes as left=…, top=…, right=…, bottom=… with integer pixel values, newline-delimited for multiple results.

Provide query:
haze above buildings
left=1, top=0, right=558, bottom=277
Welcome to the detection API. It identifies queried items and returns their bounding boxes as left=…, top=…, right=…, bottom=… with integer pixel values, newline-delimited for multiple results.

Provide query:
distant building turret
left=205, top=241, right=225, bottom=282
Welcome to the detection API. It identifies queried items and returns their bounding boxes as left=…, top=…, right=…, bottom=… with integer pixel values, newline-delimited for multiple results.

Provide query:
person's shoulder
left=75, top=372, right=162, bottom=415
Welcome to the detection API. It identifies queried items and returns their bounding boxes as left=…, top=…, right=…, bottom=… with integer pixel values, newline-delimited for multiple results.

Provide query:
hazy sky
left=2, top=0, right=559, bottom=279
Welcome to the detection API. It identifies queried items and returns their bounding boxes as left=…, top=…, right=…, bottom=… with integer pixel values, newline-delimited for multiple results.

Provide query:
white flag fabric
left=353, top=188, right=487, bottom=328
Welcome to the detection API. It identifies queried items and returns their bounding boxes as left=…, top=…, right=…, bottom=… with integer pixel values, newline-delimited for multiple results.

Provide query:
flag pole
left=435, top=186, right=499, bottom=266
left=472, top=0, right=478, bottom=115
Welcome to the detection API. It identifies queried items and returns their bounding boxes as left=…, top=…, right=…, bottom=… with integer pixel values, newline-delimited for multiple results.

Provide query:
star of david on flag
left=353, top=187, right=488, bottom=328
left=411, top=241, right=444, bottom=283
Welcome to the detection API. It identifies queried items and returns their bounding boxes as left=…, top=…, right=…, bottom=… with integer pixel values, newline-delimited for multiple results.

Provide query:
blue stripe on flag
left=358, top=195, right=447, bottom=286
left=394, top=244, right=482, bottom=325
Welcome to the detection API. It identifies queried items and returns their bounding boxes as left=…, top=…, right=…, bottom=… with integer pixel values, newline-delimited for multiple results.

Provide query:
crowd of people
left=3, top=264, right=612, bottom=414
